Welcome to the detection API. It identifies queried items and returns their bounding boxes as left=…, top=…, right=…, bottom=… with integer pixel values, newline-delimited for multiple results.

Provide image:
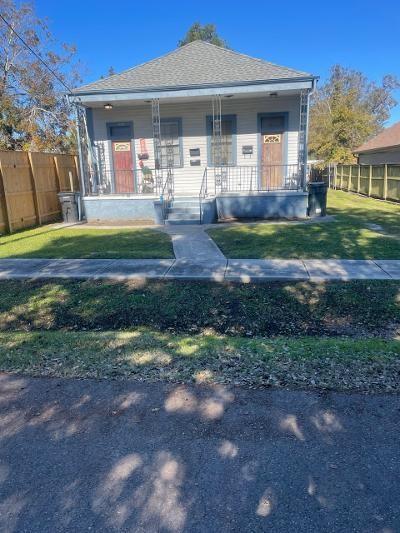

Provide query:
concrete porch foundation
left=82, top=190, right=309, bottom=224
left=216, top=191, right=308, bottom=220
left=82, top=196, right=157, bottom=224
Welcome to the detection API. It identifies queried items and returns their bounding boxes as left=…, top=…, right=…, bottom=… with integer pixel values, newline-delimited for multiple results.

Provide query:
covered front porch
left=71, top=83, right=312, bottom=224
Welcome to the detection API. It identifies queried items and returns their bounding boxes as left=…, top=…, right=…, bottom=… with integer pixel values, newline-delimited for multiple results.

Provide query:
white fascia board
left=70, top=80, right=314, bottom=104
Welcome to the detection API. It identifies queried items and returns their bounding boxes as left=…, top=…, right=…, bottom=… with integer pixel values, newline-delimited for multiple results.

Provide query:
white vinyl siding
left=91, top=94, right=301, bottom=195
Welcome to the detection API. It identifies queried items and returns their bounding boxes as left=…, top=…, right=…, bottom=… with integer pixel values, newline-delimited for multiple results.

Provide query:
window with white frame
left=208, top=115, right=236, bottom=166
left=159, top=119, right=182, bottom=168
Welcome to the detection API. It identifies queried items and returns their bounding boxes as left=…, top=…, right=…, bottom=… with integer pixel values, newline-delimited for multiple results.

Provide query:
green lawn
left=0, top=278, right=398, bottom=391
left=208, top=190, right=400, bottom=259
left=0, top=330, right=398, bottom=392
left=0, top=225, right=173, bottom=259
left=0, top=279, right=398, bottom=337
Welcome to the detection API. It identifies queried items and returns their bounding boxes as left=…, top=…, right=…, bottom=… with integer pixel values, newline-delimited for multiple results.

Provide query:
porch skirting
left=82, top=191, right=308, bottom=224
left=216, top=191, right=308, bottom=220
left=83, top=196, right=158, bottom=223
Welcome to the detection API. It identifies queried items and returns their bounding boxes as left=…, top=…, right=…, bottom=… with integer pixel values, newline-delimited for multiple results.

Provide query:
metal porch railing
left=87, top=167, right=163, bottom=195
left=214, top=164, right=303, bottom=193
left=199, top=168, right=209, bottom=224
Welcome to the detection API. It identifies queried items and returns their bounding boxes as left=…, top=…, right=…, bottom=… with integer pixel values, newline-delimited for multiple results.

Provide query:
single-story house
left=69, top=41, right=317, bottom=224
left=354, top=121, right=400, bottom=165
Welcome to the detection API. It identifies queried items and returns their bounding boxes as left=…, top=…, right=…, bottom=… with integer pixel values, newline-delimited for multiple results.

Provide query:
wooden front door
left=260, top=115, right=285, bottom=190
left=112, top=141, right=135, bottom=193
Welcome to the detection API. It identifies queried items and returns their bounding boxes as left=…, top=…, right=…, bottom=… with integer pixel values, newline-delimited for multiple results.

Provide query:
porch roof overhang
left=68, top=77, right=316, bottom=106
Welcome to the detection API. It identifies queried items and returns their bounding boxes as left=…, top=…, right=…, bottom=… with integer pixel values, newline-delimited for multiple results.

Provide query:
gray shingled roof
left=74, top=41, right=313, bottom=94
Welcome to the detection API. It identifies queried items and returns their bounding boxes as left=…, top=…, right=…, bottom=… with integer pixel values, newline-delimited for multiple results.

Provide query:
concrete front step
left=166, top=196, right=201, bottom=224
left=168, top=207, right=200, bottom=216
left=170, top=201, right=200, bottom=209
left=172, top=193, right=201, bottom=199
left=167, top=212, right=200, bottom=219
left=165, top=218, right=201, bottom=225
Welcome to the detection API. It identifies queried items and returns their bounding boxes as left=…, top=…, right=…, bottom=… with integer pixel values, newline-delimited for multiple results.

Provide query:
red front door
left=112, top=141, right=135, bottom=193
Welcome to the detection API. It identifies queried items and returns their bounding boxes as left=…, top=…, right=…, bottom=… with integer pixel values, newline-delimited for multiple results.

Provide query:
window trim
left=206, top=114, right=237, bottom=167
left=158, top=117, right=184, bottom=169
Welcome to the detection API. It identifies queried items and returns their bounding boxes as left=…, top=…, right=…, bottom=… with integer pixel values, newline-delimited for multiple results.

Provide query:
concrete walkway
left=164, top=225, right=226, bottom=261
left=0, top=257, right=399, bottom=281
left=0, top=374, right=399, bottom=532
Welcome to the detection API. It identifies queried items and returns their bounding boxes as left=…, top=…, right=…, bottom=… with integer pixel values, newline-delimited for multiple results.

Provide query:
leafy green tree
left=0, top=0, right=81, bottom=152
left=178, top=22, right=229, bottom=48
left=309, top=65, right=399, bottom=163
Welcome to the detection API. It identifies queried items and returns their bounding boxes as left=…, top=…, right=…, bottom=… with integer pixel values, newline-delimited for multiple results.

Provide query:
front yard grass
left=0, top=278, right=399, bottom=392
left=208, top=189, right=400, bottom=259
left=1, top=330, right=399, bottom=392
left=0, top=279, right=398, bottom=337
left=0, top=225, right=173, bottom=259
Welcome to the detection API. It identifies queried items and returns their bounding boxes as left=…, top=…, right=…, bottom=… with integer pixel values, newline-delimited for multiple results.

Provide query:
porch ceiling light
left=104, top=103, right=113, bottom=110
left=269, top=92, right=278, bottom=97
left=224, top=94, right=234, bottom=98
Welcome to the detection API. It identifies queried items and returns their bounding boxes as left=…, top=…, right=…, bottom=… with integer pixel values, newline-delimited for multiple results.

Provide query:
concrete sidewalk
left=0, top=257, right=399, bottom=281
left=0, top=374, right=399, bottom=532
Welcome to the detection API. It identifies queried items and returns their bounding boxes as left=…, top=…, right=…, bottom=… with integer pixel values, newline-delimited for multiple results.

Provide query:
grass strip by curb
left=1, top=330, right=399, bottom=393
left=0, top=279, right=398, bottom=338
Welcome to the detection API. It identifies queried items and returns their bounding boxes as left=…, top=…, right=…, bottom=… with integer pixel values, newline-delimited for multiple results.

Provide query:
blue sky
left=36, top=0, right=400, bottom=124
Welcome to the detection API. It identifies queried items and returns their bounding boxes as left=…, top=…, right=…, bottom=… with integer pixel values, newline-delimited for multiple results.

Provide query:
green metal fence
left=330, top=164, right=400, bottom=202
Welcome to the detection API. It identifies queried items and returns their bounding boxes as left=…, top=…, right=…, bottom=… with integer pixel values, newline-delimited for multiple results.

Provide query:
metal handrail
left=160, top=168, right=174, bottom=222
left=199, top=168, right=208, bottom=224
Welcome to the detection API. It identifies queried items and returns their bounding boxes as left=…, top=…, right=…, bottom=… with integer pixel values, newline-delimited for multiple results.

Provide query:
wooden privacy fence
left=328, top=164, right=400, bottom=202
left=0, top=151, right=79, bottom=234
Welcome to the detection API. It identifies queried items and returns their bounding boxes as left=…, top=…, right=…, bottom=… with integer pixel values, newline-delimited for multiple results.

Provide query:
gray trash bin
left=307, top=182, right=327, bottom=217
left=58, top=192, right=80, bottom=223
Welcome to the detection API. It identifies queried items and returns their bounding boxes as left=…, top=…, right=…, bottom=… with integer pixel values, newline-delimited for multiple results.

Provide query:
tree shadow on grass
left=209, top=190, right=400, bottom=260
left=210, top=218, right=400, bottom=259
left=1, top=329, right=399, bottom=392
left=0, top=279, right=398, bottom=338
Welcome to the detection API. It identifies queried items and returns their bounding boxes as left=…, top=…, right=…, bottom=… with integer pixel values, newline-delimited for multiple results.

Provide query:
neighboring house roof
left=74, top=41, right=314, bottom=95
left=354, top=121, right=400, bottom=153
